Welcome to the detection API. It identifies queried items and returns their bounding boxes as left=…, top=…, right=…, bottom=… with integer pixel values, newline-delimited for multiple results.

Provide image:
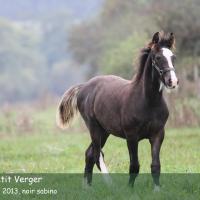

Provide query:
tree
left=0, top=18, right=46, bottom=102
left=68, top=0, right=155, bottom=77
left=153, top=0, right=200, bottom=81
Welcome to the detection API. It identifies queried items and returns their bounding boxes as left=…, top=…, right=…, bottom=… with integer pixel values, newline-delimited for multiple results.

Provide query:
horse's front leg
left=149, top=129, right=165, bottom=191
left=126, top=136, right=139, bottom=187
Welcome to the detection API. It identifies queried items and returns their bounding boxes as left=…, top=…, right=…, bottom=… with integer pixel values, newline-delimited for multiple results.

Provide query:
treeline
left=68, top=0, right=200, bottom=127
left=69, top=0, right=200, bottom=78
left=0, top=13, right=85, bottom=103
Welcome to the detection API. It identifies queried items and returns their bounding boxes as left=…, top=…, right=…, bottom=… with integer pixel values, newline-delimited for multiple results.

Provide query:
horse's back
left=86, top=75, right=130, bottom=86
left=77, top=75, right=130, bottom=135
left=78, top=75, right=130, bottom=100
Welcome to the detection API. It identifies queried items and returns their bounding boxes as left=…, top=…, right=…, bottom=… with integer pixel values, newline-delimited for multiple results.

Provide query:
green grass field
left=0, top=105, right=200, bottom=173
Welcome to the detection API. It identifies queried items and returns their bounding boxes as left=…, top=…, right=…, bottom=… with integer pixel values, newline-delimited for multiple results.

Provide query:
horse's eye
left=155, top=56, right=162, bottom=61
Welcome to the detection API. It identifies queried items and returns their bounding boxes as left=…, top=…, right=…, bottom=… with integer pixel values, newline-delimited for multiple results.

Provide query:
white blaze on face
left=162, top=48, right=178, bottom=88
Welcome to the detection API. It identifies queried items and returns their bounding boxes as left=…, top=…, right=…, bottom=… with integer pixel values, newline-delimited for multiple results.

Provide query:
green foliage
left=153, top=0, right=200, bottom=56
left=0, top=18, right=46, bottom=102
left=69, top=0, right=200, bottom=82
left=100, top=33, right=148, bottom=78
left=68, top=0, right=156, bottom=77
left=0, top=11, right=85, bottom=103
left=40, top=12, right=71, bottom=67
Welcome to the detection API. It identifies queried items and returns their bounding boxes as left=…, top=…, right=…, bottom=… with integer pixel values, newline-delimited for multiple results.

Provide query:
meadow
left=0, top=104, right=200, bottom=173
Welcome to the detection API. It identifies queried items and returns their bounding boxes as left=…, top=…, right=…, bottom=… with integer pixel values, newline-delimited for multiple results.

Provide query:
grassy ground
left=0, top=105, right=200, bottom=173
left=1, top=174, right=200, bottom=200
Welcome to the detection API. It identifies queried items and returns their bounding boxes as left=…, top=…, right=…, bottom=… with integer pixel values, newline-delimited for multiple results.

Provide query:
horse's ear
left=168, top=32, right=175, bottom=49
left=152, top=32, right=160, bottom=44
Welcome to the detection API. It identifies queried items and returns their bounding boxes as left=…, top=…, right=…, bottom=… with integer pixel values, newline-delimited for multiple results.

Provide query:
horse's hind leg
left=84, top=120, right=109, bottom=185
left=99, top=133, right=109, bottom=173
left=84, top=143, right=95, bottom=185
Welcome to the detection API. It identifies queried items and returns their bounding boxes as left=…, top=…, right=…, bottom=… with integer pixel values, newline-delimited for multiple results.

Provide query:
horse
left=56, top=31, right=179, bottom=190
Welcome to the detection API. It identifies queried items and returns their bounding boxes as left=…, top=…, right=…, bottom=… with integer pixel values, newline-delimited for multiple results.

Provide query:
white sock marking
left=99, top=153, right=108, bottom=173
left=154, top=185, right=160, bottom=192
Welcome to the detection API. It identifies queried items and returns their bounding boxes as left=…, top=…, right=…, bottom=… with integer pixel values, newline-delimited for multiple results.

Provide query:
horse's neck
left=142, top=56, right=162, bottom=104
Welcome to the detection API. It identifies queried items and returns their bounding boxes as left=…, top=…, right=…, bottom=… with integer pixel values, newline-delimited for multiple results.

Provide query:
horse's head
left=150, top=31, right=179, bottom=90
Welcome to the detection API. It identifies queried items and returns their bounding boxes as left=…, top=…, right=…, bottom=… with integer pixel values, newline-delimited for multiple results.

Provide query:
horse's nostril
left=177, top=79, right=179, bottom=85
left=168, top=79, right=172, bottom=86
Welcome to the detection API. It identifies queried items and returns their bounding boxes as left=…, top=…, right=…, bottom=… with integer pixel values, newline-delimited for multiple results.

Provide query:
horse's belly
left=110, top=131, right=126, bottom=139
left=96, top=115, right=125, bottom=137
left=122, top=114, right=167, bottom=140
left=137, top=120, right=164, bottom=139
left=94, top=96, right=125, bottom=137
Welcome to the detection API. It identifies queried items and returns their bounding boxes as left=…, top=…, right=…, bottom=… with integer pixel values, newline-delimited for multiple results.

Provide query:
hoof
left=128, top=181, right=135, bottom=188
left=153, top=185, right=160, bottom=192
left=82, top=178, right=92, bottom=189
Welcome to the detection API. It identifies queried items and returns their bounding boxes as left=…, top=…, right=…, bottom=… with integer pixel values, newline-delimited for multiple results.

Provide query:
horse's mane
left=133, top=43, right=152, bottom=84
